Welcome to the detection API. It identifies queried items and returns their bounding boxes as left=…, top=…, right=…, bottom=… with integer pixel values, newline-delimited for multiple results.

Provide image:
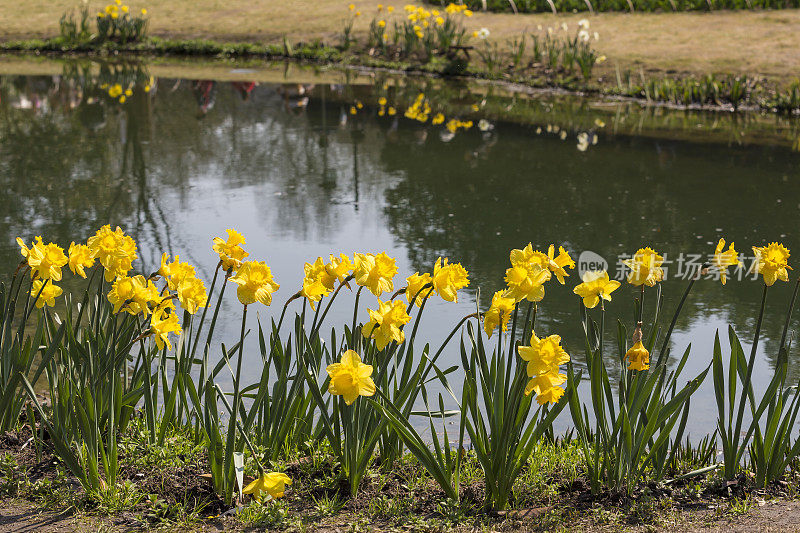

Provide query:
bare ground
left=1, top=1, right=800, bottom=81
left=3, top=497, right=800, bottom=532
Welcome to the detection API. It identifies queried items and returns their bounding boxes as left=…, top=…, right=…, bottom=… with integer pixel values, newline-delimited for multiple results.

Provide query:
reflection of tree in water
left=0, top=63, right=176, bottom=276
left=380, top=121, right=800, bottom=377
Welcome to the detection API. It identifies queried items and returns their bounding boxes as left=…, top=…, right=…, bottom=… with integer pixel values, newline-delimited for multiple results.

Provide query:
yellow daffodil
left=150, top=305, right=181, bottom=351
left=300, top=257, right=337, bottom=309
left=30, top=279, right=62, bottom=309
left=623, top=247, right=664, bottom=287
left=87, top=225, right=138, bottom=281
left=229, top=261, right=280, bottom=306
left=362, top=299, right=411, bottom=350
left=483, top=290, right=515, bottom=338
left=326, top=253, right=354, bottom=283
left=159, top=254, right=196, bottom=291
left=509, top=242, right=547, bottom=269
left=243, top=472, right=291, bottom=501
left=751, top=242, right=791, bottom=286
left=546, top=244, right=575, bottom=284
left=572, top=270, right=620, bottom=308
left=518, top=334, right=570, bottom=378
left=432, top=257, right=469, bottom=302
left=712, top=239, right=739, bottom=285
left=176, top=276, right=208, bottom=314
left=354, top=252, right=398, bottom=297
left=326, top=350, right=376, bottom=405
left=524, top=370, right=567, bottom=404
left=625, top=341, right=650, bottom=371
left=212, top=229, right=249, bottom=272
left=141, top=8, right=147, bottom=15
left=68, top=242, right=95, bottom=279
left=107, top=276, right=137, bottom=314
left=503, top=262, right=551, bottom=303
left=406, top=272, right=433, bottom=307
left=17, top=237, right=68, bottom=281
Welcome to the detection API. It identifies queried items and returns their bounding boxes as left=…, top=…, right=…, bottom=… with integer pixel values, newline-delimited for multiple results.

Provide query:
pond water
left=2, top=58, right=800, bottom=437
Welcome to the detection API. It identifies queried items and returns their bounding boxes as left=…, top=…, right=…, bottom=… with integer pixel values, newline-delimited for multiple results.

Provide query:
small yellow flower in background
left=356, top=10, right=361, bottom=16
left=362, top=299, right=411, bottom=349
left=176, top=276, right=207, bottom=314
left=326, top=253, right=354, bottom=283
left=243, top=472, right=292, bottom=502
left=625, top=341, right=650, bottom=371
left=111, top=12, right=119, bottom=19
left=378, top=19, right=386, bottom=27
left=229, top=261, right=280, bottom=306
left=573, top=270, right=620, bottom=308
left=141, top=8, right=147, bottom=15
left=350, top=106, right=357, bottom=115
left=435, top=16, right=444, bottom=25
left=387, top=106, right=396, bottom=115
left=150, top=305, right=181, bottom=351
left=432, top=112, right=444, bottom=125
left=30, top=280, right=62, bottom=309
left=118, top=95, right=126, bottom=103
left=115, top=0, right=122, bottom=5
left=432, top=257, right=469, bottom=302
left=406, top=272, right=433, bottom=307
left=212, top=229, right=249, bottom=272
left=387, top=5, right=394, bottom=12
left=17, top=237, right=68, bottom=281
left=326, top=350, right=376, bottom=405
left=354, top=252, right=398, bottom=297
left=121, top=5, right=129, bottom=13
left=623, top=247, right=664, bottom=287
left=98, top=11, right=106, bottom=18
left=378, top=96, right=387, bottom=106
left=377, top=3, right=384, bottom=10
left=348, top=3, right=355, bottom=10
left=712, top=238, right=738, bottom=285
left=68, top=242, right=95, bottom=279
left=483, top=290, right=514, bottom=338
left=594, top=118, right=606, bottom=128
left=751, top=242, right=791, bottom=286
left=87, top=225, right=138, bottom=281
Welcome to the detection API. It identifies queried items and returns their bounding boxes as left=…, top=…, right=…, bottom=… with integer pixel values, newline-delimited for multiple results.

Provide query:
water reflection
left=2, top=59, right=800, bottom=433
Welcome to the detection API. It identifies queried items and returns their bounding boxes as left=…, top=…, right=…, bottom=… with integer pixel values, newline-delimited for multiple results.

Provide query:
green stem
left=190, top=261, right=221, bottom=358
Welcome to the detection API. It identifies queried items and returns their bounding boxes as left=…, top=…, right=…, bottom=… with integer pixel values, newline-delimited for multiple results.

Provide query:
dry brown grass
left=1, top=0, right=799, bottom=79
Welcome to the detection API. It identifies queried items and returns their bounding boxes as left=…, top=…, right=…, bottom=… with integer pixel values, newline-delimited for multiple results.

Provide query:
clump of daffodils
left=96, top=0, right=149, bottom=44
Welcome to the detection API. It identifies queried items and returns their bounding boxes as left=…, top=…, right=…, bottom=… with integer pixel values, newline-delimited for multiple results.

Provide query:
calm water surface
left=2, top=59, right=800, bottom=435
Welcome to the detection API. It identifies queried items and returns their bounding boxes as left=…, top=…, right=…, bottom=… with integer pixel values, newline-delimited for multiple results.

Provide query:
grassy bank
left=2, top=414, right=799, bottom=532
left=2, top=1, right=800, bottom=80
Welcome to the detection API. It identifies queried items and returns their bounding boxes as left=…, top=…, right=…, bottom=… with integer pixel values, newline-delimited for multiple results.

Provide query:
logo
left=577, top=251, right=608, bottom=278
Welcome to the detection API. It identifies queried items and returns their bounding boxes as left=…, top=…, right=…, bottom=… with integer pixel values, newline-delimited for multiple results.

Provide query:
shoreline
left=1, top=38, right=799, bottom=117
